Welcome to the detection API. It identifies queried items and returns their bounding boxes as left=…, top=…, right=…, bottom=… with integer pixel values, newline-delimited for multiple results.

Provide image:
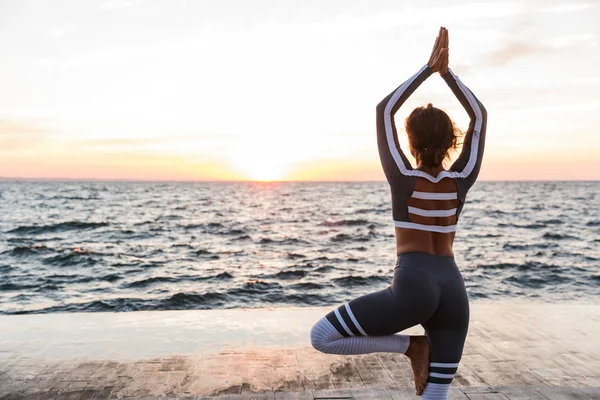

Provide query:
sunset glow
left=0, top=0, right=598, bottom=181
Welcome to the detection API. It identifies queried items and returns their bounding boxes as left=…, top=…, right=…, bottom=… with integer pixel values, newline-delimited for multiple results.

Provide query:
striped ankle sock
left=422, top=361, right=458, bottom=400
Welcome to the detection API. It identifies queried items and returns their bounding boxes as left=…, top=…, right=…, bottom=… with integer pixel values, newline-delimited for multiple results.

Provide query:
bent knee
left=310, top=321, right=328, bottom=352
left=310, top=317, right=338, bottom=353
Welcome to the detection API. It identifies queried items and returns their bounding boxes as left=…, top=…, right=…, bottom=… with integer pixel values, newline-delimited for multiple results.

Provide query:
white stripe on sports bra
left=407, top=206, right=457, bottom=217
left=411, top=191, right=458, bottom=200
left=394, top=221, right=457, bottom=233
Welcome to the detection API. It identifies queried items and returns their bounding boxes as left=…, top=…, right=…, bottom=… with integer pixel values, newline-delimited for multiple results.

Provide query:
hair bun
left=419, top=147, right=446, bottom=167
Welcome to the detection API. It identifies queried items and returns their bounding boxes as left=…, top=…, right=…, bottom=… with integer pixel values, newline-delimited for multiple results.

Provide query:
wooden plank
left=312, top=388, right=353, bottom=399
left=386, top=388, right=414, bottom=400
left=375, top=354, right=413, bottom=388
left=496, top=386, right=549, bottom=400
left=350, top=388, right=392, bottom=400
left=329, top=360, right=361, bottom=390
left=245, top=392, right=277, bottom=400
left=466, top=393, right=510, bottom=400
left=462, top=387, right=502, bottom=393
left=300, top=372, right=335, bottom=391
left=212, top=395, right=245, bottom=400
left=353, top=355, right=395, bottom=388
left=577, top=388, right=600, bottom=400
left=275, top=390, right=315, bottom=400
left=447, top=388, right=471, bottom=399
left=535, top=386, right=596, bottom=400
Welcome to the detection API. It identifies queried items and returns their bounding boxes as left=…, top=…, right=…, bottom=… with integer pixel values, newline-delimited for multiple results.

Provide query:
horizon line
left=1, top=177, right=599, bottom=183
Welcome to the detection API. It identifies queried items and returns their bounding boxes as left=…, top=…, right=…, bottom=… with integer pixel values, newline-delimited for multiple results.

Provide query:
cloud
left=484, top=32, right=597, bottom=67
left=538, top=3, right=600, bottom=13
left=48, top=24, right=78, bottom=38
left=484, top=40, right=552, bottom=66
left=81, top=138, right=176, bottom=146
left=550, top=34, right=597, bottom=49
left=100, top=0, right=143, bottom=11
left=0, top=119, right=54, bottom=136
left=0, top=119, right=56, bottom=151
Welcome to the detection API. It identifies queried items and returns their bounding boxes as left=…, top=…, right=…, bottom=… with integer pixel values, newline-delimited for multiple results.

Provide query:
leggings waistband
left=395, top=251, right=461, bottom=282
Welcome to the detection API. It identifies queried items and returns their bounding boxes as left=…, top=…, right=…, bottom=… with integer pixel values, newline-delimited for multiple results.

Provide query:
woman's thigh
left=422, top=274, right=470, bottom=362
left=326, top=266, right=441, bottom=337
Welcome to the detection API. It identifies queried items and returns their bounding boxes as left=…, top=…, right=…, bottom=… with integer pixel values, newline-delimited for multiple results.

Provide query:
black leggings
left=310, top=252, right=470, bottom=391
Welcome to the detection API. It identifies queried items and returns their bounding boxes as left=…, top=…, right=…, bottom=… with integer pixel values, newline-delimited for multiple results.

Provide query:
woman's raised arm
left=375, top=27, right=449, bottom=189
left=375, top=65, right=433, bottom=189
left=443, top=68, right=488, bottom=188
left=434, top=27, right=487, bottom=187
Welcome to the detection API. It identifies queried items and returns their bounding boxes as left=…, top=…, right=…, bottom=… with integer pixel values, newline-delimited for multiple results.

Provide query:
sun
left=242, top=158, right=288, bottom=181
left=231, top=140, right=290, bottom=181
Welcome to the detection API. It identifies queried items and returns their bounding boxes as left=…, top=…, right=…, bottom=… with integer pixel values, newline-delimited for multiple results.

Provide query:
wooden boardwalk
left=0, top=301, right=598, bottom=399
left=200, top=386, right=599, bottom=400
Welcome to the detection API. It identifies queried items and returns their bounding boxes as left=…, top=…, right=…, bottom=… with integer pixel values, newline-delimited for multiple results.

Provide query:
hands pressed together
left=427, top=26, right=449, bottom=75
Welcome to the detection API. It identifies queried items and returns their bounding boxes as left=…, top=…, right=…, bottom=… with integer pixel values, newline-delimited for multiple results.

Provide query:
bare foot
left=405, top=335, right=430, bottom=396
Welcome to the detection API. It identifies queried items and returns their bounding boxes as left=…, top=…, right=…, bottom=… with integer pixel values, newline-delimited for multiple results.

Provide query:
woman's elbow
left=376, top=100, right=386, bottom=116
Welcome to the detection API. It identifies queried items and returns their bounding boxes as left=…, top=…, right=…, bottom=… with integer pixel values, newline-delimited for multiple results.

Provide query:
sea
left=0, top=181, right=598, bottom=315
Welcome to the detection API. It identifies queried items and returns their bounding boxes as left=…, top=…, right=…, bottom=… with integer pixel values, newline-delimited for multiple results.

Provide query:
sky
left=0, top=0, right=598, bottom=181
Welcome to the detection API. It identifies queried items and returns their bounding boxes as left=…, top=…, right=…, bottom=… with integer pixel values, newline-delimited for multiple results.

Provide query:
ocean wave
left=258, top=237, right=309, bottom=245
left=286, top=282, right=330, bottom=290
left=0, top=265, right=15, bottom=273
left=194, top=249, right=220, bottom=259
left=355, top=208, right=388, bottom=214
left=320, top=219, right=373, bottom=227
left=540, top=219, right=564, bottom=225
left=99, top=274, right=122, bottom=282
left=0, top=282, right=39, bottom=291
left=503, top=242, right=558, bottom=250
left=313, top=265, right=336, bottom=273
left=13, top=298, right=146, bottom=314
left=542, top=233, right=577, bottom=240
left=163, top=292, right=229, bottom=309
left=48, top=195, right=99, bottom=201
left=155, top=214, right=184, bottom=221
left=242, top=279, right=280, bottom=291
left=332, top=275, right=389, bottom=287
left=42, top=252, right=99, bottom=268
left=498, top=222, right=546, bottom=229
left=485, top=209, right=507, bottom=215
left=7, top=221, right=109, bottom=235
left=286, top=253, right=306, bottom=259
left=278, top=293, right=330, bottom=305
left=475, top=262, right=565, bottom=273
left=259, top=270, right=308, bottom=280
left=3, top=245, right=53, bottom=257
left=182, top=222, right=246, bottom=236
left=504, top=273, right=572, bottom=288
left=469, top=233, right=502, bottom=238
left=122, top=272, right=233, bottom=289
left=171, top=243, right=193, bottom=248
left=331, top=233, right=372, bottom=242
left=34, top=284, right=61, bottom=292
left=123, top=276, right=180, bottom=288
left=12, top=290, right=334, bottom=313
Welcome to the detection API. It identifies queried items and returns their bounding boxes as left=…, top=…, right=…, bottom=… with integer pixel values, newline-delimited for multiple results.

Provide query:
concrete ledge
left=0, top=300, right=598, bottom=399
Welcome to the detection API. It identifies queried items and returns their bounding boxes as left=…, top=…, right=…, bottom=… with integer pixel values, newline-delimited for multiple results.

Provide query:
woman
left=310, top=27, right=487, bottom=399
